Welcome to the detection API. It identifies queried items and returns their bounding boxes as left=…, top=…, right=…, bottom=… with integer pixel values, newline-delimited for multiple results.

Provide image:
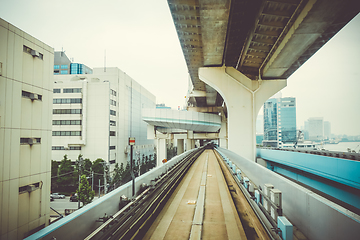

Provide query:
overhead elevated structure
left=143, top=108, right=223, bottom=165
left=167, top=0, right=360, bottom=160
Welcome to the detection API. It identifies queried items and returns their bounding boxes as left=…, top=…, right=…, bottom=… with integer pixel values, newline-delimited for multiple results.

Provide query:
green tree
left=51, top=160, right=59, bottom=191
left=92, top=158, right=105, bottom=186
left=77, top=175, right=95, bottom=206
left=111, top=163, right=121, bottom=187
left=122, top=162, right=131, bottom=183
left=57, top=155, right=75, bottom=186
left=83, top=158, right=92, bottom=176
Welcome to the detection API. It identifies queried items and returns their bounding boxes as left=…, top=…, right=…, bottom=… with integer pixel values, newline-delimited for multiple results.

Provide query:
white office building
left=308, top=117, right=324, bottom=141
left=0, top=18, right=54, bottom=239
left=52, top=67, right=156, bottom=168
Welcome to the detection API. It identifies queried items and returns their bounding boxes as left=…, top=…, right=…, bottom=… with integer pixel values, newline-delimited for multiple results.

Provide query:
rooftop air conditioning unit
left=31, top=50, right=40, bottom=58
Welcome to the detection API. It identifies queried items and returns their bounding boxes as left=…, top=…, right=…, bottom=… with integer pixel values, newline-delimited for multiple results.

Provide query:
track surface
left=143, top=149, right=251, bottom=240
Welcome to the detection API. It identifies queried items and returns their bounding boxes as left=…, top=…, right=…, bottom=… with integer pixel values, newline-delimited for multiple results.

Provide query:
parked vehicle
left=70, top=193, right=78, bottom=202
left=51, top=193, right=65, bottom=199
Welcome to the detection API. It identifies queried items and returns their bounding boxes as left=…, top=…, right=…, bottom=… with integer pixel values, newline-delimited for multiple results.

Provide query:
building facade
left=307, top=117, right=324, bottom=141
left=0, top=18, right=53, bottom=239
left=324, top=121, right=331, bottom=140
left=54, top=51, right=92, bottom=75
left=263, top=97, right=296, bottom=148
left=52, top=67, right=156, bottom=168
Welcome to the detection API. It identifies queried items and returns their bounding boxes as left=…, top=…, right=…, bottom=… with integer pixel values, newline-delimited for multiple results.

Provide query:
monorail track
left=85, top=147, right=205, bottom=240
left=86, top=146, right=274, bottom=240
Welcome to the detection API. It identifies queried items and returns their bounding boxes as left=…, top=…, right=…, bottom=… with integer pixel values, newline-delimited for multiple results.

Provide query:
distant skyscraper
left=308, top=117, right=324, bottom=141
left=263, top=97, right=296, bottom=147
left=256, top=114, right=264, bottom=134
left=324, top=121, right=331, bottom=139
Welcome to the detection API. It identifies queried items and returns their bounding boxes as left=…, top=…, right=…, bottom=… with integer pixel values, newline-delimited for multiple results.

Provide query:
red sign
left=129, top=137, right=135, bottom=145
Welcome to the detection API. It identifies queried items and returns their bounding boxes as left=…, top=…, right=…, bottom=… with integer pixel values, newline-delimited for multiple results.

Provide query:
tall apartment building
left=52, top=67, right=156, bottom=168
left=263, top=97, right=296, bottom=148
left=0, top=18, right=53, bottom=239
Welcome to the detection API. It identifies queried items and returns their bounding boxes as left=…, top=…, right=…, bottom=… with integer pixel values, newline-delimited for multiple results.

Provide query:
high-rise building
left=54, top=51, right=92, bottom=75
left=308, top=117, right=324, bottom=141
left=263, top=97, right=296, bottom=148
left=52, top=67, right=156, bottom=168
left=324, top=121, right=331, bottom=140
left=0, top=18, right=53, bottom=239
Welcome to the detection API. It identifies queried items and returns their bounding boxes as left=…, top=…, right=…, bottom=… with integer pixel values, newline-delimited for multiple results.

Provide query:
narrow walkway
left=143, top=149, right=247, bottom=239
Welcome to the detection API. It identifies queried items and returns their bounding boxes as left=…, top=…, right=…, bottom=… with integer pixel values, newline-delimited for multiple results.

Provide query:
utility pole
left=99, top=179, right=101, bottom=198
left=102, top=162, right=108, bottom=195
left=129, top=137, right=135, bottom=197
left=76, top=157, right=83, bottom=209
left=92, top=171, right=94, bottom=191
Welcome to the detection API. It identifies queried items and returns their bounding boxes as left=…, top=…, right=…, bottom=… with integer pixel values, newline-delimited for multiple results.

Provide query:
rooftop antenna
left=104, top=50, right=106, bottom=72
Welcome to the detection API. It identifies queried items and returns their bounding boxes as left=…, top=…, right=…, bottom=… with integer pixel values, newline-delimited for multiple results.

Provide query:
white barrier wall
left=217, top=148, right=360, bottom=240
left=26, top=149, right=198, bottom=240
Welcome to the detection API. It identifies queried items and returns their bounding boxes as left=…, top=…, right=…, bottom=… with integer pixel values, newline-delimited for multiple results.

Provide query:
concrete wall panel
left=218, top=147, right=360, bottom=240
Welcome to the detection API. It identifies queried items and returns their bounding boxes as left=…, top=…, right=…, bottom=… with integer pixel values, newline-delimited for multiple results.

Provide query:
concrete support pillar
left=199, top=66, right=286, bottom=160
left=219, top=119, right=228, bottom=148
left=186, top=131, right=195, bottom=151
left=177, top=139, right=184, bottom=155
left=186, top=139, right=195, bottom=151
left=156, top=138, right=167, bottom=166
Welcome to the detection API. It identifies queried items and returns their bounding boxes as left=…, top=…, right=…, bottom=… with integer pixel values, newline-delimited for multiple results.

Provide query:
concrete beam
left=187, top=106, right=223, bottom=113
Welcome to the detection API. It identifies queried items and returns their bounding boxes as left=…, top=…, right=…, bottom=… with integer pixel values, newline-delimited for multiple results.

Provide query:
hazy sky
left=1, top=0, right=359, bottom=136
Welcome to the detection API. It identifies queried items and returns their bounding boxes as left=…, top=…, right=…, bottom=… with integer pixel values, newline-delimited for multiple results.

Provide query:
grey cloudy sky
left=1, top=0, right=359, bottom=136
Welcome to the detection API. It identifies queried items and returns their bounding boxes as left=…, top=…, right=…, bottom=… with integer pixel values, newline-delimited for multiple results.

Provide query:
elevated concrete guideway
left=167, top=0, right=360, bottom=160
left=142, top=108, right=221, bottom=133
left=143, top=108, right=225, bottom=165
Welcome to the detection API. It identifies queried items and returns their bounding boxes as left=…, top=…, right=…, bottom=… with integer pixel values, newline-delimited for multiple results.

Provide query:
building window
left=70, top=146, right=81, bottom=150
left=53, top=109, right=82, bottom=114
left=23, top=45, right=43, bottom=60
left=61, top=65, right=68, bottom=69
left=53, top=98, right=82, bottom=104
left=110, top=99, right=116, bottom=106
left=19, top=182, right=40, bottom=194
left=110, top=110, right=116, bottom=116
left=63, top=88, right=82, bottom=93
left=110, top=131, right=116, bottom=136
left=53, top=89, right=61, bottom=93
left=52, top=120, right=82, bottom=125
left=52, top=131, right=82, bottom=136
left=52, top=146, right=65, bottom=150
left=60, top=70, right=68, bottom=74
left=109, top=146, right=116, bottom=150
left=22, top=91, right=42, bottom=101
left=110, top=120, right=116, bottom=126
left=111, top=89, right=117, bottom=96
left=20, top=138, right=41, bottom=145
left=54, top=65, right=60, bottom=69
